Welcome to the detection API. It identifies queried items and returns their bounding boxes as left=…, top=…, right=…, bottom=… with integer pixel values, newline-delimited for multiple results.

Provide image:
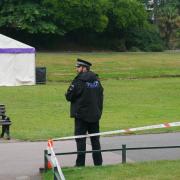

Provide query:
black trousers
left=74, top=118, right=103, bottom=166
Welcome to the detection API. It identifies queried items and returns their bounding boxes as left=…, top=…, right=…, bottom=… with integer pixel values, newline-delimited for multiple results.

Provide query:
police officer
left=65, top=58, right=103, bottom=167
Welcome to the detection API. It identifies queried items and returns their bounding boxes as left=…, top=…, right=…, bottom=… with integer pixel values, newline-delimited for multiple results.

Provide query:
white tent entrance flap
left=0, top=34, right=35, bottom=86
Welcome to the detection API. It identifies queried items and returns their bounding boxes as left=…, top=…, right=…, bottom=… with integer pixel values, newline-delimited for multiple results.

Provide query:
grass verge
left=43, top=160, right=180, bottom=180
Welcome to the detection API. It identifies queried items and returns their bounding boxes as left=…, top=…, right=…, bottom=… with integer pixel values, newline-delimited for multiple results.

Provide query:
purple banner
left=0, top=48, right=35, bottom=54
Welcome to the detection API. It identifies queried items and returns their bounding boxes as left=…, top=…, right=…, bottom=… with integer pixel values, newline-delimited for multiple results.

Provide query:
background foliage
left=0, top=0, right=179, bottom=50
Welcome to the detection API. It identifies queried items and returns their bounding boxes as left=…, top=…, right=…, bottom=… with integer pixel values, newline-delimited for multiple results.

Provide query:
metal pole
left=122, top=144, right=126, bottom=164
left=44, top=150, right=48, bottom=172
left=54, top=167, right=58, bottom=180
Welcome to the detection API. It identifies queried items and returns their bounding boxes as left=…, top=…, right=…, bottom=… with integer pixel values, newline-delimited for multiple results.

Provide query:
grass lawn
left=43, top=160, right=180, bottom=180
left=0, top=52, right=180, bottom=140
left=36, top=51, right=180, bottom=81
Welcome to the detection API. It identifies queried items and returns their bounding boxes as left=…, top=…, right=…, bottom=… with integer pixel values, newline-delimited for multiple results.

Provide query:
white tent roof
left=0, top=34, right=35, bottom=53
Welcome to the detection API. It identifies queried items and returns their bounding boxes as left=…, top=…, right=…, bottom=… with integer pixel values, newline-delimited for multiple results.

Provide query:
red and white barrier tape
left=47, top=140, right=65, bottom=180
left=52, top=121, right=180, bottom=141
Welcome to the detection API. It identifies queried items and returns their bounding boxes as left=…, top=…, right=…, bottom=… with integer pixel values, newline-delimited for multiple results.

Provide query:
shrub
left=129, top=46, right=141, bottom=52
left=126, top=24, right=165, bottom=51
left=149, top=43, right=164, bottom=52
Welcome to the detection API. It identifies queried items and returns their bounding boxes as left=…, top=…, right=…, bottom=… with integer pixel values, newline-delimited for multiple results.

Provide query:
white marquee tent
left=0, top=34, right=35, bottom=86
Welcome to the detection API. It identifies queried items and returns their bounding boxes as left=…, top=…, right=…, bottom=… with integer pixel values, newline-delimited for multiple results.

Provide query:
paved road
left=100, top=132, right=180, bottom=162
left=0, top=132, right=180, bottom=180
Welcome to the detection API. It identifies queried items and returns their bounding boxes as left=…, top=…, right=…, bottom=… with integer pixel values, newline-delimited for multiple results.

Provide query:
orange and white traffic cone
left=47, top=139, right=53, bottom=169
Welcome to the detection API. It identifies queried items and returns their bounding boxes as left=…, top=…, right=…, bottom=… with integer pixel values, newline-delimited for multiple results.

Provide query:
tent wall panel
left=0, top=34, right=35, bottom=86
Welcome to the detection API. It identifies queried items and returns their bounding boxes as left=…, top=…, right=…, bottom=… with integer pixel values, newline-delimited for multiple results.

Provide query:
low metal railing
left=53, top=144, right=180, bottom=163
left=43, top=144, right=180, bottom=179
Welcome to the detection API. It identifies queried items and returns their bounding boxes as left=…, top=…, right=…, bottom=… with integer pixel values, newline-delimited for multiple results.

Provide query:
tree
left=100, top=0, right=148, bottom=50
left=0, top=0, right=59, bottom=34
left=42, top=0, right=109, bottom=33
left=0, top=0, right=163, bottom=51
left=107, top=0, right=147, bottom=30
left=156, top=3, right=180, bottom=48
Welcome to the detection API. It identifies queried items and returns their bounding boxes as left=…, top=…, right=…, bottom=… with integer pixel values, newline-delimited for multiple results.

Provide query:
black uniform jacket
left=65, top=71, right=103, bottom=122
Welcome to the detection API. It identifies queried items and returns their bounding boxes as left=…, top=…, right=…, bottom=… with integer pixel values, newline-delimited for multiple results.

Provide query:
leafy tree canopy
left=0, top=0, right=147, bottom=34
left=0, top=0, right=58, bottom=34
left=42, top=0, right=109, bottom=33
left=106, top=0, right=147, bottom=32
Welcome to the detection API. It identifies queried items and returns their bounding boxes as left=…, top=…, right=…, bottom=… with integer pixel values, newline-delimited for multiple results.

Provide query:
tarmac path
left=0, top=132, right=180, bottom=180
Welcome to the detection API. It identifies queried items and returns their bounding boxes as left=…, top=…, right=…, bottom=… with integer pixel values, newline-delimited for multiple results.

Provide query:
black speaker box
left=36, top=67, right=46, bottom=84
